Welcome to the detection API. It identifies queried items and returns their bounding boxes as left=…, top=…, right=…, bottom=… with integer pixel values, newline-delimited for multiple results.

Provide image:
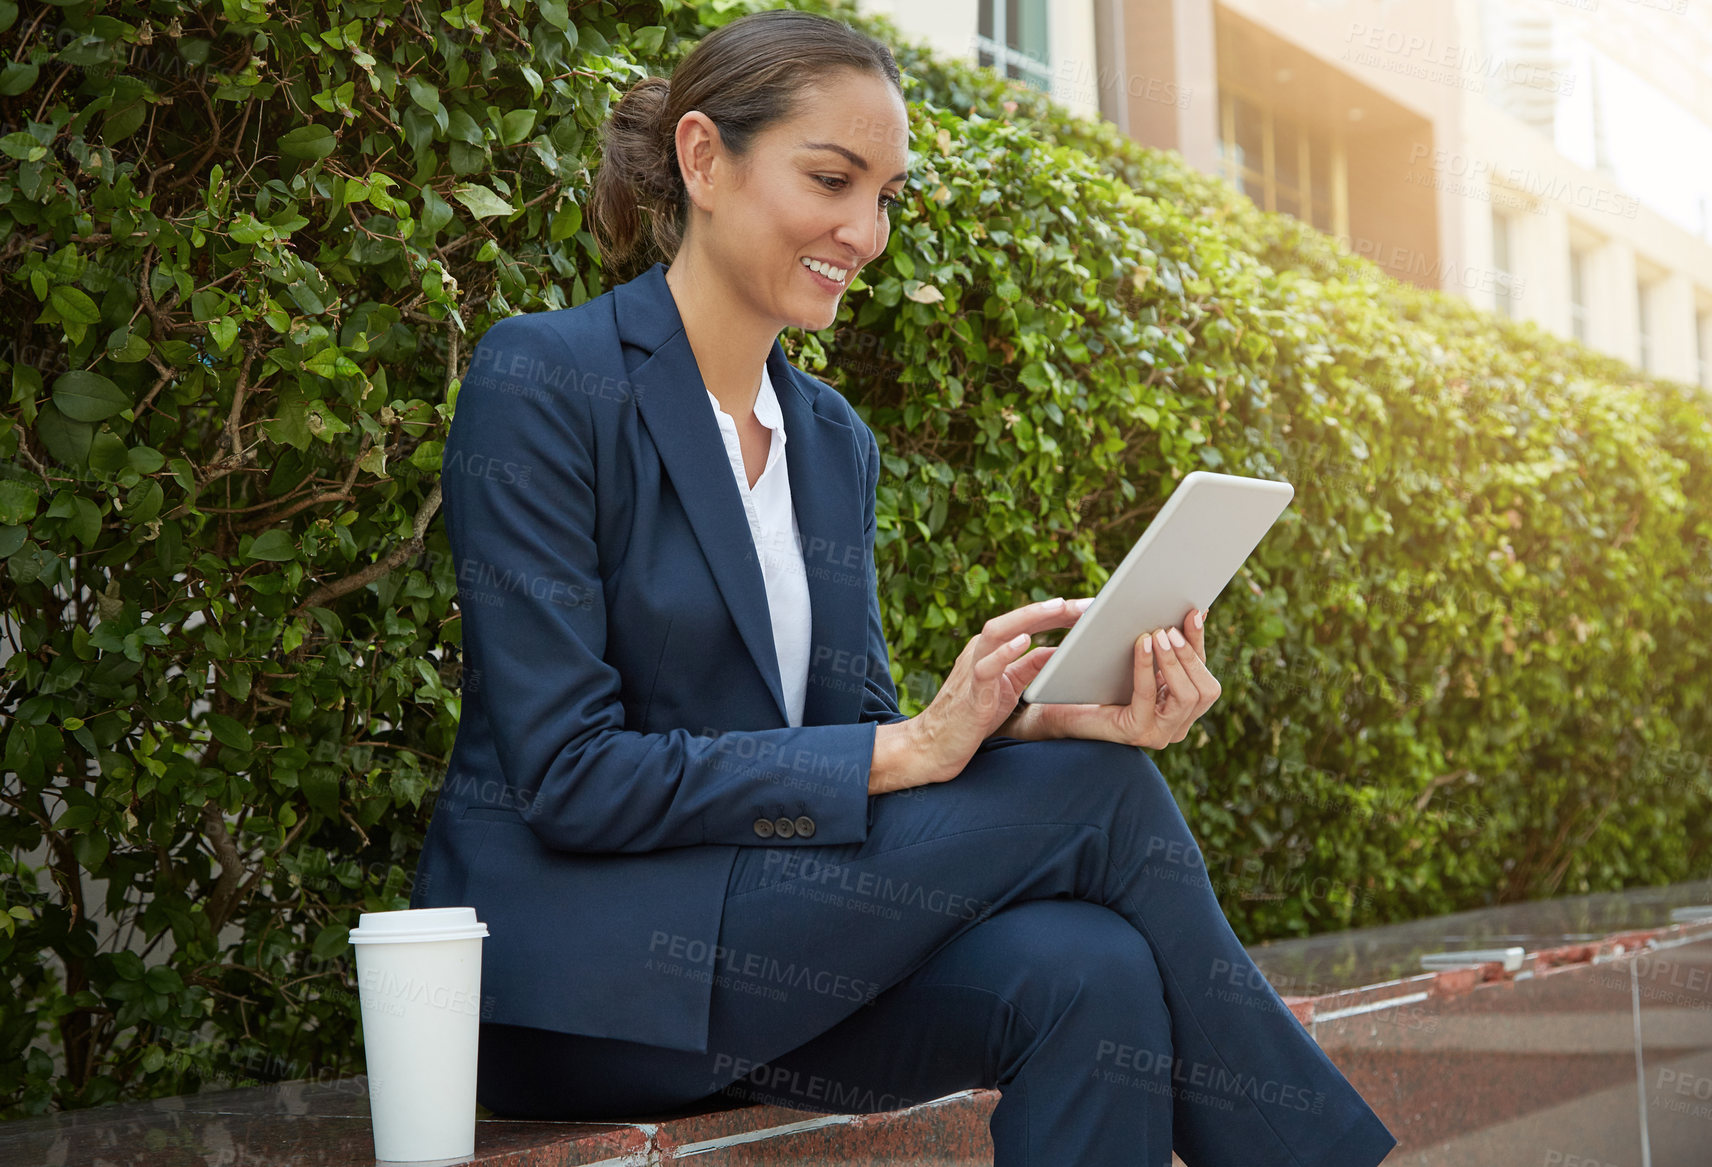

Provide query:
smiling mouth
left=800, top=256, right=851, bottom=285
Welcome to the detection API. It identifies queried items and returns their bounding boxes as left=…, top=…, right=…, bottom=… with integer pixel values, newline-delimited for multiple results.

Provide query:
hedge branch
left=161, top=437, right=266, bottom=521
left=230, top=817, right=310, bottom=910
left=136, top=358, right=176, bottom=418
left=201, top=802, right=246, bottom=934
left=294, top=480, right=442, bottom=614
left=223, top=341, right=264, bottom=457
left=180, top=84, right=223, bottom=189
left=282, top=314, right=461, bottom=609
left=235, top=488, right=357, bottom=531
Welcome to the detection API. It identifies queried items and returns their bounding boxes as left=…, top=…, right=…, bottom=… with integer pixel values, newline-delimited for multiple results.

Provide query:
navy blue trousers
left=477, top=737, right=1398, bottom=1166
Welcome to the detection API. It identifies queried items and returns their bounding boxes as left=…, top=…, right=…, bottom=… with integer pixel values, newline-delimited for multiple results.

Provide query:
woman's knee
left=1049, top=739, right=1188, bottom=841
left=1052, top=738, right=1173, bottom=796
left=972, top=899, right=1167, bottom=1012
left=963, top=735, right=1167, bottom=797
left=968, top=900, right=1170, bottom=1079
left=1049, top=898, right=1165, bottom=998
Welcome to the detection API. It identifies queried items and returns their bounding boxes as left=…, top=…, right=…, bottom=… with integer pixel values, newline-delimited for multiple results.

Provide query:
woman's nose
left=833, top=211, right=883, bottom=264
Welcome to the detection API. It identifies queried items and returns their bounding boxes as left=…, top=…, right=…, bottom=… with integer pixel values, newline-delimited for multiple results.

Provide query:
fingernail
left=1155, top=629, right=1171, bottom=651
left=1195, top=609, right=1205, bottom=628
left=1169, top=627, right=1186, bottom=647
left=1141, top=634, right=1152, bottom=653
left=1075, top=597, right=1095, bottom=610
left=1043, top=596, right=1064, bottom=608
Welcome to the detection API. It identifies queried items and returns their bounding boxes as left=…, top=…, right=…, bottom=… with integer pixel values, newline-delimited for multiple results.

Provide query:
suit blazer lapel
left=615, top=264, right=867, bottom=729
left=766, top=342, right=866, bottom=728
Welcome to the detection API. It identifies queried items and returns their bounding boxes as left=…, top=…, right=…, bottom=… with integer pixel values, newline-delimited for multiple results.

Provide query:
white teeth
left=801, top=257, right=848, bottom=282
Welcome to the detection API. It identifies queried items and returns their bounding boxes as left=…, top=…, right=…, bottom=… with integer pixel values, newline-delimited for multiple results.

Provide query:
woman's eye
left=816, top=174, right=898, bottom=211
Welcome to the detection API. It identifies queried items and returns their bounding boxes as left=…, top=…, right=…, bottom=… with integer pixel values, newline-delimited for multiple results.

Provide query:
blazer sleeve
left=854, top=419, right=911, bottom=729
left=444, top=314, right=884, bottom=854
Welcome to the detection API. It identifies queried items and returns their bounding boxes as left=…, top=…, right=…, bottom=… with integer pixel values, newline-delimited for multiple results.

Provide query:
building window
left=977, top=0, right=1052, bottom=92
left=1569, top=248, right=1589, bottom=343
left=1486, top=9, right=1559, bottom=136
left=1638, top=280, right=1654, bottom=373
left=1217, top=87, right=1346, bottom=236
left=1492, top=211, right=1520, bottom=319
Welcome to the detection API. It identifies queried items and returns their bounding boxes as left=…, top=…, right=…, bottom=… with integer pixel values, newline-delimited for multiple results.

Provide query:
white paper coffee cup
left=350, top=907, right=489, bottom=1162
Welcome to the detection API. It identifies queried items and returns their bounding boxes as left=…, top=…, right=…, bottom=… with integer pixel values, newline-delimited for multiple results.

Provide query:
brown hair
left=589, top=8, right=903, bottom=283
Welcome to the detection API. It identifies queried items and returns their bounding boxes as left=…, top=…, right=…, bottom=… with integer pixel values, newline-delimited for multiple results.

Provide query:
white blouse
left=704, top=363, right=812, bottom=726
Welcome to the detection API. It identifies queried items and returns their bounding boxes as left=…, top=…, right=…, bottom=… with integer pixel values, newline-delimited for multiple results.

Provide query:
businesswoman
left=411, top=9, right=1396, bottom=1165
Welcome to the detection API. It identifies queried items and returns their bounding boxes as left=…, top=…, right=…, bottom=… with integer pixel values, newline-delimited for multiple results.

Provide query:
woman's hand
left=997, top=605, right=1221, bottom=750
left=903, top=595, right=1096, bottom=785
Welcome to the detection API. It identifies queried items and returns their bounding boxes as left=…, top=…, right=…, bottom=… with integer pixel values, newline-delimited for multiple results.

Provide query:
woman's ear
left=674, top=111, right=724, bottom=215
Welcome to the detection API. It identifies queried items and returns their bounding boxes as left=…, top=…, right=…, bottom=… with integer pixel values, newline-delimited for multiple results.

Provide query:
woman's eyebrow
left=800, top=140, right=909, bottom=183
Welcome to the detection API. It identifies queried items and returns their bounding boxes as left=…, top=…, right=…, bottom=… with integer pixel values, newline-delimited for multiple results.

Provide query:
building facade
left=858, top=0, right=1712, bottom=389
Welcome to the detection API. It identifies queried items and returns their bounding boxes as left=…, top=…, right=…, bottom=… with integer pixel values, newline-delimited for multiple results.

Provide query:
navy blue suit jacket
left=410, top=262, right=912, bottom=1053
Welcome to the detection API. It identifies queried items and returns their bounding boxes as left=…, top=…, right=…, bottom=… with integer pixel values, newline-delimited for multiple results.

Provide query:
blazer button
left=753, top=818, right=775, bottom=838
left=794, top=815, right=816, bottom=838
left=773, top=816, right=795, bottom=839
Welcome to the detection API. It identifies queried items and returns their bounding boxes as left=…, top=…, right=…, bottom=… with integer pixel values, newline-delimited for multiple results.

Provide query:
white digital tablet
left=1021, top=471, right=1295, bottom=706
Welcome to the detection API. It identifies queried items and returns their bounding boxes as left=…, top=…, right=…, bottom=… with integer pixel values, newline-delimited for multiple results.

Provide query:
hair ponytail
left=589, top=75, right=683, bottom=282
left=589, top=10, right=902, bottom=284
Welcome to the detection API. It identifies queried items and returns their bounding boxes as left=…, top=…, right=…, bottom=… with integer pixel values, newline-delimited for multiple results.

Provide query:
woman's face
left=684, top=68, right=910, bottom=334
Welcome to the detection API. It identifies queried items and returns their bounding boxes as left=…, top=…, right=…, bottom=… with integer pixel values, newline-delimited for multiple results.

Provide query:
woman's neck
left=664, top=251, right=774, bottom=417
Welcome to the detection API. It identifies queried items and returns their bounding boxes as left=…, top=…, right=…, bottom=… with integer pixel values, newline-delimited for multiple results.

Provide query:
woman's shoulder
left=474, top=289, right=622, bottom=357
left=455, top=295, right=635, bottom=437
left=781, top=359, right=875, bottom=441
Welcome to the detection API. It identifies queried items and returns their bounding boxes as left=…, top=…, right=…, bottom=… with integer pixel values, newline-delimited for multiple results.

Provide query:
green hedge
left=2, top=0, right=1708, bottom=1118
left=830, top=31, right=1712, bottom=936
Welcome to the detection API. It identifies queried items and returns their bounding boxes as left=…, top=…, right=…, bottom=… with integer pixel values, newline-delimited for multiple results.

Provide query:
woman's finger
left=1005, top=644, right=1056, bottom=684
left=1175, top=644, right=1222, bottom=714
left=1151, top=628, right=1198, bottom=697
left=975, top=631, right=1033, bottom=684
left=1182, top=606, right=1207, bottom=664
left=979, top=597, right=1076, bottom=649
left=1132, top=633, right=1159, bottom=709
left=1151, top=628, right=1204, bottom=728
